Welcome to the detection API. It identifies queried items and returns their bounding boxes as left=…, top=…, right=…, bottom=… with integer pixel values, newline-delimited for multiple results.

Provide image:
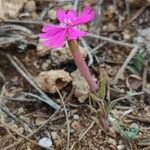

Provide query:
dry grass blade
left=0, top=120, right=42, bottom=148
left=113, top=46, right=139, bottom=84
left=122, top=3, right=150, bottom=29
left=0, top=24, right=36, bottom=47
left=87, top=33, right=134, bottom=48
left=1, top=106, right=62, bottom=150
left=5, top=54, right=60, bottom=110
left=57, top=88, right=70, bottom=150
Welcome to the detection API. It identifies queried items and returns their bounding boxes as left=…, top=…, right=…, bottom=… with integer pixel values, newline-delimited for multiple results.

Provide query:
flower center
left=60, top=18, right=73, bottom=28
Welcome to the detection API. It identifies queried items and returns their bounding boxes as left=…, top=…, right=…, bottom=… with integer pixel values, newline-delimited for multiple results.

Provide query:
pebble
left=63, top=4, right=72, bottom=10
left=79, top=25, right=88, bottom=32
left=36, top=42, right=50, bottom=57
left=24, top=0, right=36, bottom=13
left=73, top=114, right=80, bottom=120
left=117, top=145, right=125, bottom=150
left=51, top=131, right=58, bottom=139
left=48, top=9, right=56, bottom=20
left=38, top=137, right=52, bottom=149
left=41, top=60, right=52, bottom=71
left=108, top=138, right=116, bottom=145
left=36, top=70, right=72, bottom=94
left=35, top=118, right=45, bottom=126
left=71, top=70, right=90, bottom=103
left=17, top=107, right=24, bottom=115
left=71, top=121, right=81, bottom=130
left=19, top=115, right=30, bottom=124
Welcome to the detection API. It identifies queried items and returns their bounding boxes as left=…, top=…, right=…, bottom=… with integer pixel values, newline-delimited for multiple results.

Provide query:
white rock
left=0, top=0, right=28, bottom=19
left=71, top=70, right=90, bottom=103
left=41, top=60, right=52, bottom=71
left=108, top=138, right=116, bottom=145
left=24, top=0, right=36, bottom=13
left=51, top=46, right=87, bottom=65
left=48, top=9, right=56, bottom=20
left=17, top=107, right=24, bottom=115
left=36, top=70, right=72, bottom=93
left=38, top=137, right=52, bottom=149
left=117, top=145, right=125, bottom=150
left=51, top=131, right=58, bottom=139
left=73, top=114, right=80, bottom=120
left=36, top=42, right=51, bottom=57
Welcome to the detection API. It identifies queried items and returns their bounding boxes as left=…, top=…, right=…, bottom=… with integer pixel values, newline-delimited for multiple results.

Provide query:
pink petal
left=66, top=10, right=76, bottom=21
left=73, top=6, right=95, bottom=25
left=39, top=25, right=64, bottom=39
left=41, top=24, right=62, bottom=32
left=56, top=9, right=67, bottom=23
left=41, top=29, right=67, bottom=48
left=67, top=27, right=86, bottom=40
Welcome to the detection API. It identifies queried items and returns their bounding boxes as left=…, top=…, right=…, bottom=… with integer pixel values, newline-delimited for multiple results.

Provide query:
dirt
left=0, top=0, right=150, bottom=150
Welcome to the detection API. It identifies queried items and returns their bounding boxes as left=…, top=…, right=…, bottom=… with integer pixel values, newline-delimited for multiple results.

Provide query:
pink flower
left=39, top=6, right=95, bottom=48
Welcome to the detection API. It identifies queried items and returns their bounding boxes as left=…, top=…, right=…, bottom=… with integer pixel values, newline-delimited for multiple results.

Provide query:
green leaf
left=17, top=42, right=27, bottom=53
left=111, top=119, right=139, bottom=141
left=126, top=65, right=138, bottom=75
left=107, top=100, right=118, bottom=114
left=99, top=78, right=106, bottom=100
left=132, top=53, right=144, bottom=73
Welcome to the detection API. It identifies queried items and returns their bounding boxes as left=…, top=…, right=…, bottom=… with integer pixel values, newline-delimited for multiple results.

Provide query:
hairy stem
left=68, top=40, right=98, bottom=92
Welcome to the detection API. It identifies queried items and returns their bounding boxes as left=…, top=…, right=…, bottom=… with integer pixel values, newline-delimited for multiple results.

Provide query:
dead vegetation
left=0, top=0, right=150, bottom=150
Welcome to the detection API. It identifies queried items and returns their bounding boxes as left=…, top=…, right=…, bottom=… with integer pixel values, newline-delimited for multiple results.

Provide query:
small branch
left=70, top=121, right=95, bottom=150
left=78, top=121, right=95, bottom=141
left=1, top=106, right=62, bottom=150
left=113, top=46, right=139, bottom=84
left=87, top=33, right=134, bottom=48
left=5, top=54, right=60, bottom=110
left=57, top=89, right=70, bottom=150
left=80, top=38, right=94, bottom=66
left=73, top=0, right=79, bottom=11
left=0, top=120, right=41, bottom=148
left=4, top=19, right=44, bottom=25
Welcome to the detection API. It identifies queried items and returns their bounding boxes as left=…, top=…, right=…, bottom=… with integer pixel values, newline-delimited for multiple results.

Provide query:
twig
left=0, top=85, right=17, bottom=141
left=57, top=89, right=70, bottom=150
left=124, top=0, right=130, bottom=18
left=1, top=106, right=62, bottom=150
left=140, top=63, right=148, bottom=103
left=70, top=121, right=95, bottom=150
left=80, top=38, right=94, bottom=66
left=73, top=0, right=79, bottom=11
left=87, top=33, right=135, bottom=48
left=112, top=91, right=144, bottom=103
left=113, top=46, right=139, bottom=84
left=78, top=121, right=95, bottom=141
left=1, top=87, right=75, bottom=150
left=1, top=96, right=36, bottom=102
left=0, top=120, right=42, bottom=148
left=127, top=115, right=150, bottom=124
left=5, top=54, right=60, bottom=110
left=1, top=105, right=32, bottom=134
left=0, top=70, right=5, bottom=81
left=4, top=19, right=44, bottom=25
left=92, top=41, right=107, bottom=54
left=122, top=3, right=149, bottom=29
left=90, top=0, right=105, bottom=34
left=22, top=92, right=50, bottom=103
left=0, top=24, right=33, bottom=35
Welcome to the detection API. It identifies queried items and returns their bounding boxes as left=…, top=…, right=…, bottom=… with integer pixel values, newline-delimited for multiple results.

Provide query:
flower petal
left=39, top=25, right=64, bottom=39
left=73, top=6, right=95, bottom=25
left=67, top=27, right=86, bottom=40
left=67, top=10, right=76, bottom=21
left=56, top=9, right=67, bottom=23
left=41, top=24, right=61, bottom=32
left=41, top=29, right=67, bottom=48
